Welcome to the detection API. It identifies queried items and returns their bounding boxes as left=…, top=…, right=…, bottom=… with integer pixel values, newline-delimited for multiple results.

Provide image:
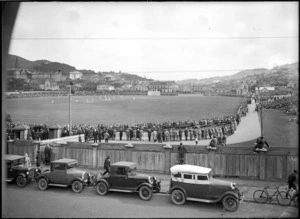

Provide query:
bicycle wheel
left=253, top=190, right=268, bottom=204
left=276, top=191, right=292, bottom=206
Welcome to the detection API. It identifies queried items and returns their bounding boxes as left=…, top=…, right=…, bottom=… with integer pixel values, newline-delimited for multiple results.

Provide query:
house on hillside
left=7, top=68, right=32, bottom=80
left=41, top=78, right=59, bottom=90
left=50, top=71, right=63, bottom=82
left=236, top=83, right=249, bottom=95
left=97, top=85, right=115, bottom=91
left=256, top=86, right=275, bottom=93
left=31, top=71, right=50, bottom=79
left=148, top=81, right=176, bottom=93
left=103, top=74, right=116, bottom=81
left=69, top=71, right=83, bottom=80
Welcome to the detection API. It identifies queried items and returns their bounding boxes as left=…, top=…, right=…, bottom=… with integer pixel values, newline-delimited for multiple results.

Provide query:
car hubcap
left=99, top=184, right=105, bottom=193
left=41, top=181, right=45, bottom=188
left=18, top=177, right=25, bottom=185
left=175, top=192, right=182, bottom=202
left=142, top=189, right=149, bottom=197
left=227, top=198, right=235, bottom=207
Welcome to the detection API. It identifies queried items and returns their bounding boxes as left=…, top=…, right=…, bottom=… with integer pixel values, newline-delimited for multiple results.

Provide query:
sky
left=8, top=2, right=299, bottom=81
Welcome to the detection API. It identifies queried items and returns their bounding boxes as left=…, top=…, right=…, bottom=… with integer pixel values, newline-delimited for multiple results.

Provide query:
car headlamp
left=231, top=182, right=236, bottom=190
left=148, top=176, right=153, bottom=184
left=26, top=171, right=29, bottom=175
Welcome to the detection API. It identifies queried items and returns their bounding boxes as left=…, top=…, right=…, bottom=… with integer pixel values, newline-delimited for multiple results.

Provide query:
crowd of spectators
left=6, top=98, right=249, bottom=145
left=257, top=96, right=298, bottom=119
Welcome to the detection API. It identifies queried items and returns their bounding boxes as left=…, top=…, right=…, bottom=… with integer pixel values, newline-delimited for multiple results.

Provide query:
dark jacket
left=104, top=158, right=111, bottom=171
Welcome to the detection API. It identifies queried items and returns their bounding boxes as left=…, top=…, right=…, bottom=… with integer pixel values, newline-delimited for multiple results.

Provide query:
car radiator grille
left=28, top=169, right=35, bottom=180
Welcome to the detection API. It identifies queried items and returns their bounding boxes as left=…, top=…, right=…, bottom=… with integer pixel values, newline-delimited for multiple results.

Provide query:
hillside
left=177, top=63, right=298, bottom=84
left=7, top=54, right=151, bottom=81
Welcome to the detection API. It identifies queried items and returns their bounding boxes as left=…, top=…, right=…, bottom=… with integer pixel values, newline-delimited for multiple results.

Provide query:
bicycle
left=253, top=186, right=291, bottom=206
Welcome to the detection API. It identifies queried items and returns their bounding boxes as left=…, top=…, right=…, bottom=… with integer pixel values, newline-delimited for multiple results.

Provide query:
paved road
left=2, top=183, right=298, bottom=218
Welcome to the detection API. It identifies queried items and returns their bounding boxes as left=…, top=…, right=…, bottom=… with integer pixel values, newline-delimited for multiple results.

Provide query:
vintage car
left=36, top=158, right=91, bottom=193
left=5, top=154, right=42, bottom=187
left=168, top=164, right=243, bottom=212
left=95, top=161, right=161, bottom=201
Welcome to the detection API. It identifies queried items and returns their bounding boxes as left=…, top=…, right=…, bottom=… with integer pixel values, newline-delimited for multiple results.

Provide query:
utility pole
left=69, top=82, right=72, bottom=136
left=257, top=85, right=263, bottom=138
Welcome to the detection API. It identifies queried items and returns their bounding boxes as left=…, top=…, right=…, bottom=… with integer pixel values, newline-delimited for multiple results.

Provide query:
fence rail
left=6, top=140, right=298, bottom=181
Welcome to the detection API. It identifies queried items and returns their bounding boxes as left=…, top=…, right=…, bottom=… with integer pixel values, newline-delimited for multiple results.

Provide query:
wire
left=11, top=36, right=298, bottom=40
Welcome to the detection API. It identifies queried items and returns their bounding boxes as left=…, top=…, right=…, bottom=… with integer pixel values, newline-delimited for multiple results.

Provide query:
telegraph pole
left=69, top=82, right=73, bottom=136
left=257, top=85, right=263, bottom=138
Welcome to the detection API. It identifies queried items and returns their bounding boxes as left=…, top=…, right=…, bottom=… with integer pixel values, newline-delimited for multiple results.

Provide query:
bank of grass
left=259, top=109, right=298, bottom=148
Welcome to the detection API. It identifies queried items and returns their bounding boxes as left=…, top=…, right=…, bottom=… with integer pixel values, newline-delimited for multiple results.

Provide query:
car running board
left=109, top=189, right=134, bottom=193
left=6, top=179, right=13, bottom=182
left=48, top=184, right=68, bottom=187
left=186, top=197, right=217, bottom=203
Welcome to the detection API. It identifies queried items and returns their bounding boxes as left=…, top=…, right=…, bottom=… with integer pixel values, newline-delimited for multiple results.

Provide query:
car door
left=47, top=163, right=68, bottom=184
left=109, top=167, right=128, bottom=189
left=189, top=174, right=210, bottom=200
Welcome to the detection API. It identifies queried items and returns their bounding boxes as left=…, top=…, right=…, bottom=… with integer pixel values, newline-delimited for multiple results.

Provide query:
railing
left=6, top=140, right=298, bottom=180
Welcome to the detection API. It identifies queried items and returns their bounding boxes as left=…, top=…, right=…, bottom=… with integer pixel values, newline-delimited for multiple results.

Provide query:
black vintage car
left=5, top=154, right=41, bottom=187
left=95, top=161, right=161, bottom=201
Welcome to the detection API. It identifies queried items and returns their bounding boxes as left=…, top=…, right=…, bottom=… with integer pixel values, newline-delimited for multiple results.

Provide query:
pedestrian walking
left=103, top=156, right=111, bottom=176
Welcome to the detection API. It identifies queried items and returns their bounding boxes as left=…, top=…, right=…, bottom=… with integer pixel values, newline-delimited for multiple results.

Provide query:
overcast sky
left=8, top=2, right=298, bottom=81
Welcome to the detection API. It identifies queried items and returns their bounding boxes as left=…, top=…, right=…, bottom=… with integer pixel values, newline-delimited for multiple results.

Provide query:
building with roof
left=69, top=71, right=83, bottom=80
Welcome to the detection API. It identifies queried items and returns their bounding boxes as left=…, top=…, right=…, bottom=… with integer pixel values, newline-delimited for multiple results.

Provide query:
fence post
left=92, top=145, right=97, bottom=168
left=259, top=153, right=266, bottom=180
left=164, top=147, right=172, bottom=174
left=7, top=140, right=14, bottom=154
left=208, top=150, right=215, bottom=174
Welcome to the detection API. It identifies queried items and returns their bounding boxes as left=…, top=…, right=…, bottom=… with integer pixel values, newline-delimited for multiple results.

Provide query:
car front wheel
left=96, top=181, right=108, bottom=196
left=170, top=189, right=186, bottom=205
left=72, top=181, right=83, bottom=193
left=16, top=175, right=27, bottom=188
left=222, top=195, right=239, bottom=212
left=139, top=186, right=153, bottom=201
left=38, top=178, right=48, bottom=190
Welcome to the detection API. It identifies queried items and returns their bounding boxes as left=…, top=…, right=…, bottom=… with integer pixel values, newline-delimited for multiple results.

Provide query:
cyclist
left=286, top=170, right=298, bottom=198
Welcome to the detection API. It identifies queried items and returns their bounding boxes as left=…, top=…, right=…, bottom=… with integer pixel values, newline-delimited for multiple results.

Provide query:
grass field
left=260, top=109, right=298, bottom=148
left=4, top=95, right=242, bottom=125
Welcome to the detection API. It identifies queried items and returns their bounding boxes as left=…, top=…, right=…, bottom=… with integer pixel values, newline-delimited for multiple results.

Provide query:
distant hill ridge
left=7, top=54, right=298, bottom=82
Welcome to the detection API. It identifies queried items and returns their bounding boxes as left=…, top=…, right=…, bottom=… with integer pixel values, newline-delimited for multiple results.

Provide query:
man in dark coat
left=119, top=128, right=123, bottom=141
left=184, top=128, right=188, bottom=141
left=179, top=129, right=182, bottom=142
left=36, top=150, right=41, bottom=167
left=178, top=143, right=187, bottom=164
left=103, top=155, right=111, bottom=175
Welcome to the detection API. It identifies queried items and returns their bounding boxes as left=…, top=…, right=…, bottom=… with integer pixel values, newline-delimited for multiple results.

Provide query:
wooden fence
left=6, top=140, right=298, bottom=181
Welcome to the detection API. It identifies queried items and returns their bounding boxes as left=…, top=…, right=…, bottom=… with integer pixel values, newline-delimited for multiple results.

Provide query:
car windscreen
left=11, top=158, right=25, bottom=167
left=128, top=167, right=137, bottom=175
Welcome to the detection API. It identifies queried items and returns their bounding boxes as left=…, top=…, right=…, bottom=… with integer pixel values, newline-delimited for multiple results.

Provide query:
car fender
left=71, top=177, right=85, bottom=185
left=95, top=179, right=110, bottom=189
left=36, top=175, right=50, bottom=183
left=169, top=186, right=187, bottom=197
left=137, top=182, right=153, bottom=191
left=15, top=173, right=26, bottom=180
left=217, top=191, right=240, bottom=202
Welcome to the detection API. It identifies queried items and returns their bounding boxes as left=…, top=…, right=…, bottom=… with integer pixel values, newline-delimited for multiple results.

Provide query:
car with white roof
left=168, top=164, right=243, bottom=212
